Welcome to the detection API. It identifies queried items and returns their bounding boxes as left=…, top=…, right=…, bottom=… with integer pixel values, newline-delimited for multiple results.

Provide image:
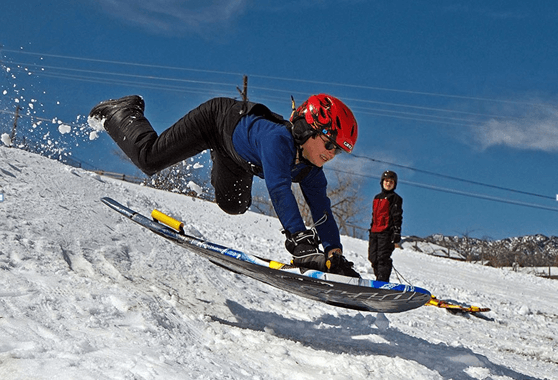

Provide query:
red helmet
left=290, top=94, right=358, bottom=153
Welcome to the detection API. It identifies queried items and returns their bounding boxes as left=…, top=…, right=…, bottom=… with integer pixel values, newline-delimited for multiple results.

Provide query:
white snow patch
left=58, top=124, right=72, bottom=134
left=87, top=115, right=106, bottom=132
left=1, top=133, right=12, bottom=146
left=86, top=116, right=107, bottom=140
left=187, top=180, right=203, bottom=195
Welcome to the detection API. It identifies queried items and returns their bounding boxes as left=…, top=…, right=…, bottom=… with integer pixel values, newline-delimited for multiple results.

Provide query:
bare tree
left=459, top=230, right=481, bottom=261
left=291, top=169, right=366, bottom=237
left=250, top=168, right=367, bottom=238
left=250, top=194, right=276, bottom=216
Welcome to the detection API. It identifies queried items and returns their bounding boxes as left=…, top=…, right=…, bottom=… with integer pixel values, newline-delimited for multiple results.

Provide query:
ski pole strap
left=151, top=209, right=184, bottom=233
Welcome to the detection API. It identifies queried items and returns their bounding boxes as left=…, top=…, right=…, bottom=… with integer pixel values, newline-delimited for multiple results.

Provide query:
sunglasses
left=320, top=134, right=343, bottom=154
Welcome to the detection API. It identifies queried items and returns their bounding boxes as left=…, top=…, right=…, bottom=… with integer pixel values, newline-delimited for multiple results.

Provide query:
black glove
left=284, top=229, right=320, bottom=257
left=392, top=227, right=401, bottom=244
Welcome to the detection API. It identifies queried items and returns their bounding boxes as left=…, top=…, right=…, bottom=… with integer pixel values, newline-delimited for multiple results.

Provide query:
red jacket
left=370, top=190, right=403, bottom=234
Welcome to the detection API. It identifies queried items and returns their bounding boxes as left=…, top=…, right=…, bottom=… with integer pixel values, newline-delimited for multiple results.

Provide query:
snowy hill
left=1, top=145, right=557, bottom=380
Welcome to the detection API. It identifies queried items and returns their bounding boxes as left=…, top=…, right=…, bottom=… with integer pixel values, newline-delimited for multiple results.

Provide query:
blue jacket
left=232, top=114, right=342, bottom=252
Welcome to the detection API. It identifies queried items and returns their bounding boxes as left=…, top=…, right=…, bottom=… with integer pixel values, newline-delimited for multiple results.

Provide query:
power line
left=20, top=70, right=239, bottom=98
left=7, top=61, right=239, bottom=89
left=2, top=49, right=245, bottom=78
left=351, top=99, right=521, bottom=120
left=5, top=63, right=491, bottom=129
left=4, top=48, right=554, bottom=108
left=400, top=178, right=558, bottom=212
left=350, top=153, right=555, bottom=201
left=3, top=52, right=536, bottom=132
left=326, top=167, right=558, bottom=213
left=0, top=108, right=79, bottom=125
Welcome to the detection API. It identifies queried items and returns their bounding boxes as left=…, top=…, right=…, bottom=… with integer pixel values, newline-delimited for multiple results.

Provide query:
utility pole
left=237, top=75, right=248, bottom=101
left=10, top=104, right=20, bottom=146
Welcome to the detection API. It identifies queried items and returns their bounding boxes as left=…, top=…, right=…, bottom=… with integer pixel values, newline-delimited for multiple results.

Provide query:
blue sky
left=1, top=0, right=557, bottom=240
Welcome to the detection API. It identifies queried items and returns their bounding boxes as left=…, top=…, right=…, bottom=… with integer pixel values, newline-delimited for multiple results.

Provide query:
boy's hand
left=392, top=227, right=401, bottom=244
left=325, top=249, right=361, bottom=278
left=325, top=248, right=342, bottom=271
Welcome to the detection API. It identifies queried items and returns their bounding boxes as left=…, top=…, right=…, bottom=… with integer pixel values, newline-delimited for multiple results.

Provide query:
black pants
left=368, top=232, right=394, bottom=282
left=105, top=98, right=253, bottom=215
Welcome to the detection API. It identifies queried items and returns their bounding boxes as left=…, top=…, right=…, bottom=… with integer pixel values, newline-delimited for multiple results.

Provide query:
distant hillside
left=404, top=234, right=558, bottom=268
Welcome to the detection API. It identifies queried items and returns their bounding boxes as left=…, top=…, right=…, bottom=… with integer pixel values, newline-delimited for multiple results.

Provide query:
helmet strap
left=289, top=95, right=297, bottom=120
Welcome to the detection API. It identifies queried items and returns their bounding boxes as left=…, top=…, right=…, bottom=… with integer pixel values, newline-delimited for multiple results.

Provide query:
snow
left=187, top=181, right=203, bottom=195
left=86, top=115, right=105, bottom=137
left=57, top=124, right=72, bottom=135
left=1, top=133, right=11, bottom=147
left=1, top=145, right=557, bottom=380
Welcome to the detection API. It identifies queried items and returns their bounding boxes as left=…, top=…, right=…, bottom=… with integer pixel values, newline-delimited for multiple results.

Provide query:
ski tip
left=100, top=196, right=118, bottom=206
left=100, top=197, right=116, bottom=206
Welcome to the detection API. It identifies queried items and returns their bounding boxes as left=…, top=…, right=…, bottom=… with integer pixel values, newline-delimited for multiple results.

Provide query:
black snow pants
left=368, top=232, right=394, bottom=282
left=104, top=97, right=254, bottom=215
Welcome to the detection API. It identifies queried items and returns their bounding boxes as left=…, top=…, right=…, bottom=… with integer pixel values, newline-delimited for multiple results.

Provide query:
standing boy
left=368, top=170, right=403, bottom=282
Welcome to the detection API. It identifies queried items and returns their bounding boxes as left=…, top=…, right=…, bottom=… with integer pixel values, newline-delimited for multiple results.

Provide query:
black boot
left=89, top=95, right=147, bottom=144
left=89, top=95, right=145, bottom=124
left=89, top=95, right=158, bottom=175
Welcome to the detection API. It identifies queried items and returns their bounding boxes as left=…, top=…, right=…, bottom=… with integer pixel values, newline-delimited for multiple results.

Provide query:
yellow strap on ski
left=151, top=209, right=184, bottom=233
left=269, top=260, right=287, bottom=270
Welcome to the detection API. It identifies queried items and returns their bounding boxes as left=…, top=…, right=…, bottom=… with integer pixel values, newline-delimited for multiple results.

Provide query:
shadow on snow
left=209, top=300, right=541, bottom=380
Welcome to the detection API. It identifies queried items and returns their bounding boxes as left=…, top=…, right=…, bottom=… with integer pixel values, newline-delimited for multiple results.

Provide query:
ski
left=101, top=197, right=432, bottom=313
left=426, top=295, right=491, bottom=314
